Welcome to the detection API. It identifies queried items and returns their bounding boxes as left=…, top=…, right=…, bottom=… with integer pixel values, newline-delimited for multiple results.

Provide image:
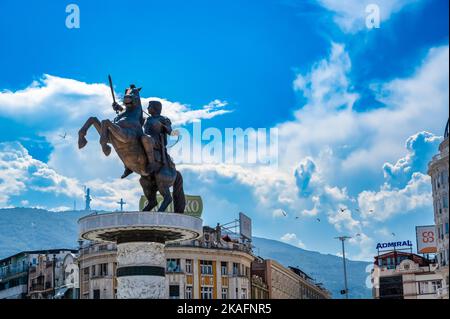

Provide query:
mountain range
left=0, top=207, right=372, bottom=298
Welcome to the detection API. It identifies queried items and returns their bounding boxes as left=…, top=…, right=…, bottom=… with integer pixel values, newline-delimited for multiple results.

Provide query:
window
left=221, top=262, right=228, bottom=275
left=185, top=259, right=192, bottom=274
left=201, top=287, right=213, bottom=299
left=232, top=263, right=239, bottom=276
left=241, top=288, right=247, bottom=299
left=93, top=289, right=100, bottom=299
left=91, top=265, right=96, bottom=277
left=222, top=288, right=228, bottom=299
left=100, top=263, right=108, bottom=276
left=185, top=286, right=193, bottom=299
left=169, top=285, right=180, bottom=299
left=431, top=280, right=442, bottom=293
left=445, top=222, right=449, bottom=235
left=200, top=260, right=213, bottom=275
left=443, top=195, right=449, bottom=208
left=167, top=259, right=181, bottom=273
left=83, top=267, right=89, bottom=277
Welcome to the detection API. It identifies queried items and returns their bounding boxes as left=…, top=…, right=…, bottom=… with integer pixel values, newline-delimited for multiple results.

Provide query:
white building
left=428, top=119, right=449, bottom=298
left=372, top=251, right=443, bottom=299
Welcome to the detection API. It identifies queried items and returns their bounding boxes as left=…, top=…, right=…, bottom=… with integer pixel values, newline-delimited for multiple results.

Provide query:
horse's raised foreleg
left=99, top=120, right=113, bottom=156
left=78, top=117, right=101, bottom=149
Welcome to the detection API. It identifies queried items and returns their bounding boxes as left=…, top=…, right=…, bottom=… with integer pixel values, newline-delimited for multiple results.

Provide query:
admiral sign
left=376, top=240, right=413, bottom=250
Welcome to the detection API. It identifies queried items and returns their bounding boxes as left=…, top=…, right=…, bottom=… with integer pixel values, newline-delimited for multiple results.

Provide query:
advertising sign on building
left=415, top=225, right=437, bottom=254
left=239, top=212, right=252, bottom=240
left=139, top=194, right=203, bottom=218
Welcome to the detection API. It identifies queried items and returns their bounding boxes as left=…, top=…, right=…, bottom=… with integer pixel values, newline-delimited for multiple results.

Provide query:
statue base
left=78, top=212, right=203, bottom=299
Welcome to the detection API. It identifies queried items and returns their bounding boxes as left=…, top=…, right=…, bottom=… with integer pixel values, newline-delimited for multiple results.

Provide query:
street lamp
left=52, top=253, right=57, bottom=298
left=335, top=236, right=351, bottom=299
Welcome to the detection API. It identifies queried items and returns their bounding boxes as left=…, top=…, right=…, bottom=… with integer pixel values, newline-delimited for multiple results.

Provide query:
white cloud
left=280, top=233, right=306, bottom=249
left=0, top=141, right=84, bottom=205
left=358, top=172, right=432, bottom=221
left=272, top=208, right=287, bottom=218
left=383, top=131, right=442, bottom=187
left=348, top=232, right=375, bottom=261
left=316, top=0, right=423, bottom=33
left=0, top=74, right=229, bottom=127
left=328, top=208, right=361, bottom=233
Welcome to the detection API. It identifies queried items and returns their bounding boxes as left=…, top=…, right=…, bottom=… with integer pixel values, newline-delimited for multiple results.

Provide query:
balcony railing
left=436, top=286, right=449, bottom=298
left=0, top=265, right=29, bottom=278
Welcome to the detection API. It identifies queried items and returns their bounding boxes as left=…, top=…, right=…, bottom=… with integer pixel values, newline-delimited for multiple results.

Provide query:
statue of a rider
left=112, top=86, right=174, bottom=179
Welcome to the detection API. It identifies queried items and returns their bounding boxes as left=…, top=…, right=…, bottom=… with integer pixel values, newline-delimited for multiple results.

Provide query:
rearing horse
left=77, top=85, right=185, bottom=213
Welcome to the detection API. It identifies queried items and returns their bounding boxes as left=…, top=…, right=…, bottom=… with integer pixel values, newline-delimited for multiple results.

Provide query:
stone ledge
left=79, top=212, right=203, bottom=244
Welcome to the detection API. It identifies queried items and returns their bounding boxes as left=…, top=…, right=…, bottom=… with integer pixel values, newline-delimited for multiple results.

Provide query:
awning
left=54, top=287, right=70, bottom=299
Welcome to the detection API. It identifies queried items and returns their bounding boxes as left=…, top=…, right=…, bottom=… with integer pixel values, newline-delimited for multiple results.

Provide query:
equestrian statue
left=77, top=75, right=185, bottom=213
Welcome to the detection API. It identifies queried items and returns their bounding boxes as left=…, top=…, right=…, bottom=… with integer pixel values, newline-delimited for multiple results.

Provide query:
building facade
left=77, top=224, right=329, bottom=300
left=78, top=226, right=254, bottom=299
left=78, top=242, right=117, bottom=299
left=428, top=119, right=449, bottom=299
left=0, top=249, right=77, bottom=299
left=251, top=258, right=330, bottom=299
left=371, top=251, right=443, bottom=299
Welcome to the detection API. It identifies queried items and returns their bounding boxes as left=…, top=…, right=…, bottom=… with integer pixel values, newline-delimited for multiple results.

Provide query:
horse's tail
left=173, top=170, right=186, bottom=214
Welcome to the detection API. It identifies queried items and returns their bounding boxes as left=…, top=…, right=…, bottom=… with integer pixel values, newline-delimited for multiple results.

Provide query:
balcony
left=436, top=286, right=449, bottom=298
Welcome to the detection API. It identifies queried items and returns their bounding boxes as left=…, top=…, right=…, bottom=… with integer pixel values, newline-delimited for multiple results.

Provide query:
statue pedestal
left=78, top=212, right=203, bottom=299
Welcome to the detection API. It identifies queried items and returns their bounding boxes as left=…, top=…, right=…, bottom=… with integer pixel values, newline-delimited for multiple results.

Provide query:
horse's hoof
left=78, top=136, right=88, bottom=149
left=102, top=144, right=112, bottom=156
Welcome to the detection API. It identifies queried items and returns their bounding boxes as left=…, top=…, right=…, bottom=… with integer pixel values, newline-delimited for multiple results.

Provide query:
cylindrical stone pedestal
left=78, top=212, right=203, bottom=299
left=116, top=242, right=167, bottom=299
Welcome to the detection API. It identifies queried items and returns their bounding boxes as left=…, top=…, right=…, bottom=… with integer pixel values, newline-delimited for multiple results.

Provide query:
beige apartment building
left=251, top=258, right=330, bottom=299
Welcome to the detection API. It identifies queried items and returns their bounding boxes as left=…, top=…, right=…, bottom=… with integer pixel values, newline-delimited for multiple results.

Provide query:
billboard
left=239, top=212, right=252, bottom=240
left=139, top=194, right=203, bottom=218
left=416, top=225, right=437, bottom=254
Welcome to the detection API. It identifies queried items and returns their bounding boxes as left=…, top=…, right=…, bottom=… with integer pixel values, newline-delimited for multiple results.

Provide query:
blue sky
left=0, top=0, right=448, bottom=261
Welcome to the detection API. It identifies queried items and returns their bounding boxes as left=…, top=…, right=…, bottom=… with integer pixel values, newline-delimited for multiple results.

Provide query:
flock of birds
left=278, top=207, right=397, bottom=238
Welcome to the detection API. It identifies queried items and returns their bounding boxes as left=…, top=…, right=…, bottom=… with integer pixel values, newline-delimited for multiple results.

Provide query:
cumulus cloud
left=0, top=74, right=229, bottom=128
left=315, top=0, right=422, bottom=33
left=383, top=131, right=442, bottom=187
left=280, top=233, right=306, bottom=249
left=0, top=141, right=146, bottom=211
left=358, top=172, right=432, bottom=221
left=0, top=142, right=83, bottom=205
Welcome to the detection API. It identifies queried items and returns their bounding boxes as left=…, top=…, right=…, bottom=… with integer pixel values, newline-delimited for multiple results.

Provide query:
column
left=116, top=242, right=167, bottom=299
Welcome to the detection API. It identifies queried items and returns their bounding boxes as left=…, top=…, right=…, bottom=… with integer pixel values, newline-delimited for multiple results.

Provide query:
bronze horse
left=77, top=86, right=185, bottom=213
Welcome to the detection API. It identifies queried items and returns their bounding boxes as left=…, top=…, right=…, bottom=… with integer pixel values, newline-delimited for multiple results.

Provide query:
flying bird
left=316, top=218, right=321, bottom=222
left=59, top=132, right=67, bottom=139
left=280, top=210, right=287, bottom=217
left=356, top=233, right=361, bottom=237
left=339, top=208, right=347, bottom=213
left=391, top=232, right=396, bottom=237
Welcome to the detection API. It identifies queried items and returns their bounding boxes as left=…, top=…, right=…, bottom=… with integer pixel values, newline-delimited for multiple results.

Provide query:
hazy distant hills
left=0, top=207, right=372, bottom=298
